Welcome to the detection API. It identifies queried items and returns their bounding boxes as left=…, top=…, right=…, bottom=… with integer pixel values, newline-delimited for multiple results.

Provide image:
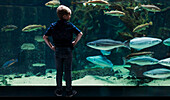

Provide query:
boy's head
left=57, top=5, right=71, bottom=21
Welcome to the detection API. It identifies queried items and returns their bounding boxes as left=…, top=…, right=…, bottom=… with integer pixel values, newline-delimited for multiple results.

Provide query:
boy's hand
left=72, top=41, right=76, bottom=47
left=51, top=46, right=55, bottom=51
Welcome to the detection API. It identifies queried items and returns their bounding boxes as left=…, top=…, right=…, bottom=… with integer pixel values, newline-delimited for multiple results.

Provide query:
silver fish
left=86, top=39, right=130, bottom=50
left=124, top=56, right=159, bottom=66
left=163, top=38, right=170, bottom=46
left=86, top=55, right=113, bottom=68
left=143, top=68, right=170, bottom=79
left=141, top=4, right=161, bottom=13
left=104, top=10, right=125, bottom=17
left=158, top=57, right=170, bottom=67
left=129, top=37, right=162, bottom=50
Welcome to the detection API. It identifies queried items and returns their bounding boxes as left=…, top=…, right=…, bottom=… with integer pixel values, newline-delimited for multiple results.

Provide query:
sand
left=3, top=66, right=170, bottom=86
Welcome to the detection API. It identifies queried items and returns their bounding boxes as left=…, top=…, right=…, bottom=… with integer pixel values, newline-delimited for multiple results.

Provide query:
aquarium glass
left=0, top=0, right=170, bottom=86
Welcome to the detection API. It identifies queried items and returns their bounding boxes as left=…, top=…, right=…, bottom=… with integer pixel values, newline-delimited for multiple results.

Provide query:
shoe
left=66, top=90, right=77, bottom=97
left=54, top=90, right=62, bottom=96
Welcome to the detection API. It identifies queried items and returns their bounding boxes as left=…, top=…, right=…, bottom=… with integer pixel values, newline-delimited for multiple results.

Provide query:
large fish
left=129, top=37, right=162, bottom=50
left=22, top=24, right=46, bottom=32
left=123, top=56, right=159, bottom=66
left=158, top=57, right=170, bottom=67
left=133, top=22, right=153, bottom=32
left=143, top=68, right=170, bottom=79
left=2, top=59, right=18, bottom=68
left=86, top=55, right=113, bottom=68
left=86, top=39, right=130, bottom=50
left=163, top=38, right=170, bottom=46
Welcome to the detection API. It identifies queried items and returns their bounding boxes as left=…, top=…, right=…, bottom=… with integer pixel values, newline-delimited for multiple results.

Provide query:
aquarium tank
left=0, top=0, right=169, bottom=86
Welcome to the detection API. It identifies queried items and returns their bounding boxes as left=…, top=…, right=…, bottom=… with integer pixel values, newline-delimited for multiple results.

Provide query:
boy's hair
left=57, top=5, right=71, bottom=20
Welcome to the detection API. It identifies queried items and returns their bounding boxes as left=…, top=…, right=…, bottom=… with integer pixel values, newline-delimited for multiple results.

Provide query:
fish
left=1, top=25, right=18, bottom=32
left=45, top=0, right=60, bottom=8
left=83, top=0, right=109, bottom=6
left=123, top=56, right=159, bottom=66
left=104, top=10, right=125, bottom=17
left=86, top=39, right=131, bottom=50
left=163, top=38, right=170, bottom=46
left=140, top=4, right=161, bottom=13
left=158, top=57, right=170, bottom=67
left=129, top=37, right=162, bottom=50
left=22, top=24, right=46, bottom=32
left=21, top=43, right=35, bottom=50
left=125, top=51, right=154, bottom=59
left=2, top=59, right=18, bottom=68
left=133, top=21, right=153, bottom=32
left=86, top=55, right=113, bottom=68
left=34, top=36, right=44, bottom=42
left=143, top=68, right=170, bottom=79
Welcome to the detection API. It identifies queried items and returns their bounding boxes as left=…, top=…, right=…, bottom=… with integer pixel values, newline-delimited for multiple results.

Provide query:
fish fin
left=123, top=40, right=131, bottom=50
left=115, top=48, right=119, bottom=53
left=149, top=21, right=153, bottom=25
left=43, top=25, right=46, bottom=29
left=122, top=57, right=126, bottom=65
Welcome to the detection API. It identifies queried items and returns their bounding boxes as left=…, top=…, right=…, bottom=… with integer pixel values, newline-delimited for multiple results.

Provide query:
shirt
left=45, top=19, right=81, bottom=48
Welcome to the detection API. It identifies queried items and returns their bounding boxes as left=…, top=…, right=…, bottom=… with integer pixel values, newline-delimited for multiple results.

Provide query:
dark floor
left=0, top=86, right=170, bottom=97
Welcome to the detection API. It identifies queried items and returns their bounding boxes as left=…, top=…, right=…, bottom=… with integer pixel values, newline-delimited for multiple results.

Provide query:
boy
left=43, top=5, right=83, bottom=97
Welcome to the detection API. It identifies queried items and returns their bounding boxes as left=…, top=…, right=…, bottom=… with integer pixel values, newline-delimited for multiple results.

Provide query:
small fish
left=21, top=43, right=35, bottom=50
left=129, top=37, right=162, bottom=50
left=141, top=4, right=161, bottom=13
left=104, top=10, right=125, bottom=17
left=143, top=68, right=170, bottom=79
left=133, top=21, right=153, bottom=32
left=45, top=0, right=60, bottom=8
left=83, top=0, right=109, bottom=6
left=86, top=39, right=130, bottom=51
left=22, top=24, right=46, bottom=32
left=2, top=59, right=18, bottom=68
left=125, top=51, right=154, bottom=59
left=158, top=57, right=170, bottom=67
left=34, top=36, right=44, bottom=42
left=86, top=55, right=114, bottom=68
left=123, top=56, right=159, bottom=66
left=163, top=38, right=170, bottom=46
left=1, top=25, right=18, bottom=32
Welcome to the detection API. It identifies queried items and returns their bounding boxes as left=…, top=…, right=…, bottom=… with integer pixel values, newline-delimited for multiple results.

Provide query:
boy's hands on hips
left=51, top=46, right=56, bottom=51
left=72, top=41, right=76, bottom=47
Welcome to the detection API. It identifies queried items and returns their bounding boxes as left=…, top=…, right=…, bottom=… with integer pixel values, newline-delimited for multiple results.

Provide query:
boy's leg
left=55, top=57, right=64, bottom=91
left=64, top=56, right=72, bottom=92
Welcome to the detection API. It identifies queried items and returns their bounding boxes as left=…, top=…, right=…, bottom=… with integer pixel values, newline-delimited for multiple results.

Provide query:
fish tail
left=43, top=25, right=46, bottom=29
left=149, top=21, right=153, bottom=25
left=123, top=40, right=131, bottom=50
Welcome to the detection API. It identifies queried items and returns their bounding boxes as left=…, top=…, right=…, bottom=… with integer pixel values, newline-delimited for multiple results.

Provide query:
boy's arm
left=43, top=35, right=55, bottom=51
left=72, top=32, right=83, bottom=47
